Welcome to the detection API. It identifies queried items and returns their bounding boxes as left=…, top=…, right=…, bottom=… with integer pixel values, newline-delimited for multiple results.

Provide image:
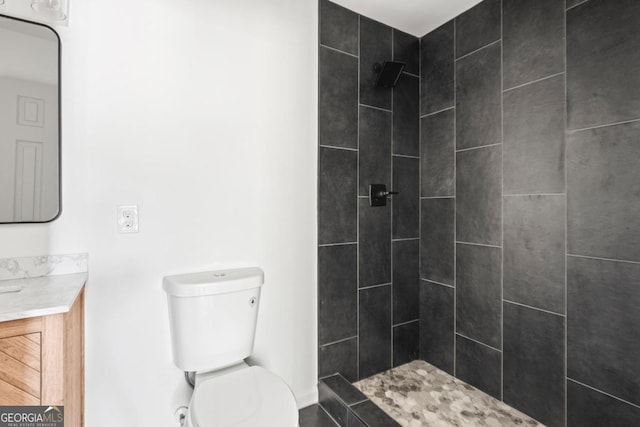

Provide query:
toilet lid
left=191, top=366, right=298, bottom=427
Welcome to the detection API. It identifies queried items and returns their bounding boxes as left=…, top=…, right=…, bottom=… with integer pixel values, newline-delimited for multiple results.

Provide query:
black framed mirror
left=0, top=14, right=60, bottom=223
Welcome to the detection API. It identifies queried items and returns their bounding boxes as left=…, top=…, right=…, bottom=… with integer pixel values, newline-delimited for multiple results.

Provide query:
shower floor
left=353, top=360, right=543, bottom=427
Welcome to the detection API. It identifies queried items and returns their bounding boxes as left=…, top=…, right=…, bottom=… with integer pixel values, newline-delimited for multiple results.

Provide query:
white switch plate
left=117, top=205, right=139, bottom=233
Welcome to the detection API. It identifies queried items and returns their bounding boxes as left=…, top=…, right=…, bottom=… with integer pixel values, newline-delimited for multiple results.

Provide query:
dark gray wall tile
left=359, top=106, right=392, bottom=196
left=393, top=321, right=419, bottom=367
left=567, top=122, right=640, bottom=262
left=567, top=380, right=640, bottom=427
left=393, top=29, right=419, bottom=76
left=455, top=0, right=501, bottom=59
left=567, top=256, right=640, bottom=406
left=319, top=381, right=349, bottom=426
left=320, top=47, right=358, bottom=149
left=360, top=17, right=393, bottom=110
left=456, top=145, right=502, bottom=246
left=350, top=401, right=399, bottom=427
left=504, top=302, right=565, bottom=427
left=456, top=42, right=502, bottom=150
left=421, top=109, right=455, bottom=197
left=392, top=157, right=419, bottom=239
left=320, top=0, right=358, bottom=55
left=319, top=244, right=358, bottom=345
left=300, top=404, right=339, bottom=427
left=321, top=375, right=368, bottom=406
left=503, top=0, right=565, bottom=89
left=420, top=198, right=454, bottom=285
left=504, top=195, right=565, bottom=314
left=455, top=334, right=502, bottom=400
left=420, top=21, right=454, bottom=115
left=503, top=74, right=565, bottom=195
left=567, top=0, right=640, bottom=130
left=456, top=243, right=502, bottom=349
left=420, top=281, right=454, bottom=375
left=393, top=240, right=419, bottom=324
left=359, top=285, right=392, bottom=379
left=393, top=75, right=419, bottom=157
left=319, top=147, right=357, bottom=244
left=319, top=338, right=358, bottom=382
left=359, top=199, right=391, bottom=288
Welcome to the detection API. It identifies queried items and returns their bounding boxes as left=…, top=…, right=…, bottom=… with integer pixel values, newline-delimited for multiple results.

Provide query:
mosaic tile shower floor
left=354, top=360, right=544, bottom=427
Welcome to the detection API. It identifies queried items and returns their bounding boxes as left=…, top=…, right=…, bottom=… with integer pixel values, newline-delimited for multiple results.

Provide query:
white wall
left=0, top=0, right=318, bottom=425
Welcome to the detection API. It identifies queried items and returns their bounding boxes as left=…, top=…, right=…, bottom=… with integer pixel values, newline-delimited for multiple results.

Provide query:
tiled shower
left=318, top=0, right=640, bottom=426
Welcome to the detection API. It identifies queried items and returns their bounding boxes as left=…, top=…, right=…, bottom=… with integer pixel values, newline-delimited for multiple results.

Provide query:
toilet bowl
left=163, top=267, right=299, bottom=427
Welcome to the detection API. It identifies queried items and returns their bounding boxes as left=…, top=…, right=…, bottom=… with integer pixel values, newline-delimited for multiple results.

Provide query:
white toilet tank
left=163, top=267, right=264, bottom=372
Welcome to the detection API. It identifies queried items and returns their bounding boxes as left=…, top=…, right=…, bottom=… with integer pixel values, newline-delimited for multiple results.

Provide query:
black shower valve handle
left=375, top=190, right=399, bottom=198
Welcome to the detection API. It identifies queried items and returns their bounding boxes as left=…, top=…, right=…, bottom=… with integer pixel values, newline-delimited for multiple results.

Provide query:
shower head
left=373, top=61, right=406, bottom=88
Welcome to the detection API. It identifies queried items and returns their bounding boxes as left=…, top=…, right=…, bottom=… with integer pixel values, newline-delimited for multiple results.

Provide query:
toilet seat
left=189, top=366, right=298, bottom=427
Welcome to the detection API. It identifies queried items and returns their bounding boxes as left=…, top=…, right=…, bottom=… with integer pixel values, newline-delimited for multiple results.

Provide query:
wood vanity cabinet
left=0, top=289, right=84, bottom=427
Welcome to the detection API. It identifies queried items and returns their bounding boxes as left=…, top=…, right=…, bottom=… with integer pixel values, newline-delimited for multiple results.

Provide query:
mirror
left=0, top=14, right=60, bottom=223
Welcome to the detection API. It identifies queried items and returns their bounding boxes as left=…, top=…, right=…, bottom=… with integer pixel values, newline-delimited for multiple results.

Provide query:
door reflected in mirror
left=0, top=14, right=60, bottom=223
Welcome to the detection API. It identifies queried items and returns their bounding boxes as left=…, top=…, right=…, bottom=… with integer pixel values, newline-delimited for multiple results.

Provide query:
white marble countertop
left=0, top=272, right=87, bottom=322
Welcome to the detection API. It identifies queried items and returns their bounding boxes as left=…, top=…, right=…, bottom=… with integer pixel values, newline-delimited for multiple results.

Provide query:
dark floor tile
left=350, top=401, right=400, bottom=427
left=567, top=256, right=640, bottom=406
left=393, top=239, right=419, bottom=324
left=321, top=375, right=368, bottom=406
left=360, top=17, right=392, bottom=110
left=319, top=337, right=358, bottom=383
left=420, top=280, right=454, bottom=375
left=319, top=244, right=358, bottom=345
left=456, top=243, right=502, bottom=349
left=567, top=0, right=640, bottom=130
left=359, top=285, right=392, bottom=379
left=393, top=29, right=419, bottom=76
left=455, top=0, right=501, bottom=59
left=504, top=302, right=565, bottom=427
left=359, top=199, right=391, bottom=288
left=319, top=381, right=349, bottom=426
left=300, top=404, right=340, bottom=427
left=567, top=121, right=640, bottom=262
left=347, top=411, right=367, bottom=427
left=420, top=198, right=454, bottom=285
left=393, top=75, right=419, bottom=157
left=456, top=42, right=501, bottom=151
left=456, top=145, right=502, bottom=246
left=421, top=109, right=455, bottom=197
left=319, top=148, right=357, bottom=245
left=504, top=195, right=566, bottom=314
left=567, top=380, right=640, bottom=427
left=420, top=21, right=454, bottom=115
left=503, top=74, right=565, bottom=195
left=456, top=334, right=502, bottom=400
left=359, top=106, right=391, bottom=196
left=393, top=321, right=419, bottom=368
left=392, top=157, right=419, bottom=239
left=320, top=0, right=358, bottom=55
left=503, top=0, right=565, bottom=89
left=319, top=47, right=358, bottom=149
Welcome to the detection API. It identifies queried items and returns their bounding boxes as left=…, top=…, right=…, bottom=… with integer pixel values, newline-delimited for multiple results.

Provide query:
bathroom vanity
left=0, top=270, right=86, bottom=427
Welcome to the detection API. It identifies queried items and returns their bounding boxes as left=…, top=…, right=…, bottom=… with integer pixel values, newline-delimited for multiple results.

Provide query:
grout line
left=503, top=72, right=565, bottom=93
left=456, top=240, right=502, bottom=249
left=418, top=31, right=424, bottom=361
left=393, top=319, right=420, bottom=327
left=421, top=278, right=455, bottom=289
left=569, top=118, right=640, bottom=134
left=420, top=105, right=455, bottom=118
left=499, top=0, right=505, bottom=401
left=319, top=241, right=358, bottom=247
left=456, top=142, right=502, bottom=153
left=347, top=398, right=370, bottom=407
left=503, top=299, right=566, bottom=318
left=320, top=335, right=359, bottom=348
left=358, top=282, right=392, bottom=291
left=392, top=153, right=420, bottom=159
left=359, top=103, right=392, bottom=113
left=319, top=144, right=358, bottom=152
left=455, top=39, right=501, bottom=62
left=456, top=332, right=502, bottom=353
left=391, top=27, right=395, bottom=369
left=503, top=193, right=565, bottom=197
left=357, top=195, right=368, bottom=199
left=421, top=196, right=455, bottom=199
left=563, top=2, right=569, bottom=423
left=403, top=71, right=419, bottom=78
left=567, top=253, right=640, bottom=266
left=567, top=378, right=640, bottom=410
left=392, top=237, right=420, bottom=242
left=453, top=17, right=458, bottom=378
left=319, top=43, right=359, bottom=59
left=356, top=13, right=361, bottom=383
left=566, top=0, right=590, bottom=11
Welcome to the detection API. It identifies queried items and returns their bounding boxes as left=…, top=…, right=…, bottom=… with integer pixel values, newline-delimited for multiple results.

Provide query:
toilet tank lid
left=163, top=267, right=264, bottom=297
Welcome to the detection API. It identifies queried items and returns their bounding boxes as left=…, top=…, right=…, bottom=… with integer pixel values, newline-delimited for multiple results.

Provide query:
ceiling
left=330, top=0, right=483, bottom=37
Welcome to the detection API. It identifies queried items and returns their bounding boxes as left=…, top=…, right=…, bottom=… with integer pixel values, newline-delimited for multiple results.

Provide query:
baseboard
left=296, top=386, right=319, bottom=409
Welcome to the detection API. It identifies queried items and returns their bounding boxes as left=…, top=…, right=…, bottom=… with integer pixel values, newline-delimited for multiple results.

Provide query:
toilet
left=163, top=267, right=299, bottom=427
